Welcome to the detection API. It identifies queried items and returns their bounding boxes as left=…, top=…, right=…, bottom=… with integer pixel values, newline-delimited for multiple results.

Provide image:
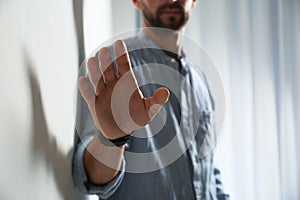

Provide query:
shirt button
left=170, top=58, right=176, bottom=63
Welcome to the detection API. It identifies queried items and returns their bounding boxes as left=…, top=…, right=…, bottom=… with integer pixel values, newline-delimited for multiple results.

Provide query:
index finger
left=114, top=40, right=131, bottom=76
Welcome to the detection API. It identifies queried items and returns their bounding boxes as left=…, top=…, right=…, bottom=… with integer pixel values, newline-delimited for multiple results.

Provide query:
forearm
left=84, top=136, right=125, bottom=185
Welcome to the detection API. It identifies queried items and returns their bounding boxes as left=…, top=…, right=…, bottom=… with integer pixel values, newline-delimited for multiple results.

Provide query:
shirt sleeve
left=72, top=133, right=125, bottom=199
left=213, top=168, right=230, bottom=200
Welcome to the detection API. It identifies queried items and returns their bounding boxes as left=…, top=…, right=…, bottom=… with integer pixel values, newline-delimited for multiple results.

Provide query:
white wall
left=0, top=0, right=112, bottom=199
left=111, top=0, right=136, bottom=34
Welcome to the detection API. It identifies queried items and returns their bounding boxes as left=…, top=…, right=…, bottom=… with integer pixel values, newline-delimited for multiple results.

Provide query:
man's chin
left=158, top=17, right=184, bottom=30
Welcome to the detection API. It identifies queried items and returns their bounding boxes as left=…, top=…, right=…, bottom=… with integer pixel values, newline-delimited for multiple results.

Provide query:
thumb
left=147, top=87, right=170, bottom=119
left=151, top=87, right=170, bottom=105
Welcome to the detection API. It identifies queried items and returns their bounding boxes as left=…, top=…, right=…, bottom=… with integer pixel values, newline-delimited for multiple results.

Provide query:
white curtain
left=185, top=0, right=300, bottom=199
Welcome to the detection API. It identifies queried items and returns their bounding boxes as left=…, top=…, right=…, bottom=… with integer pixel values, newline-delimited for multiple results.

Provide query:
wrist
left=97, top=131, right=131, bottom=147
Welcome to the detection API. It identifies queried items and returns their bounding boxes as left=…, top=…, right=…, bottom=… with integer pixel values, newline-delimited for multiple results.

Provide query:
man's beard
left=140, top=1, right=189, bottom=31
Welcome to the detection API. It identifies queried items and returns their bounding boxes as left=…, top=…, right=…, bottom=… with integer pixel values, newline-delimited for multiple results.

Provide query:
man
left=73, top=0, right=229, bottom=199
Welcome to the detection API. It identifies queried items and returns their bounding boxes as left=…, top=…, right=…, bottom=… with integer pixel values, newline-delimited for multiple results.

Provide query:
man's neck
left=142, top=26, right=184, bottom=57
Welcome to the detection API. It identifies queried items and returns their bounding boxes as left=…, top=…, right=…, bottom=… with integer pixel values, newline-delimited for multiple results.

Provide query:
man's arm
left=76, top=40, right=169, bottom=186
left=83, top=136, right=124, bottom=185
left=72, top=132, right=125, bottom=199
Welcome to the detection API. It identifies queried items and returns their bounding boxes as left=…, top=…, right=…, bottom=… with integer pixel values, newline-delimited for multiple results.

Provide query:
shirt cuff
left=72, top=135, right=125, bottom=199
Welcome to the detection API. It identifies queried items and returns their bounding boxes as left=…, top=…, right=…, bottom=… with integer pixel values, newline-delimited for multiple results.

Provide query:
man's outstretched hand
left=78, top=40, right=170, bottom=140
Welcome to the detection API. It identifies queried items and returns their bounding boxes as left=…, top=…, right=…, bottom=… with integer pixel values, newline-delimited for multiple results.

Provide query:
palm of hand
left=78, top=40, right=169, bottom=140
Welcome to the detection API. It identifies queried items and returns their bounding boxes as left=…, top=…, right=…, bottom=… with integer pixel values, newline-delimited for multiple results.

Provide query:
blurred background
left=0, top=0, right=299, bottom=199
